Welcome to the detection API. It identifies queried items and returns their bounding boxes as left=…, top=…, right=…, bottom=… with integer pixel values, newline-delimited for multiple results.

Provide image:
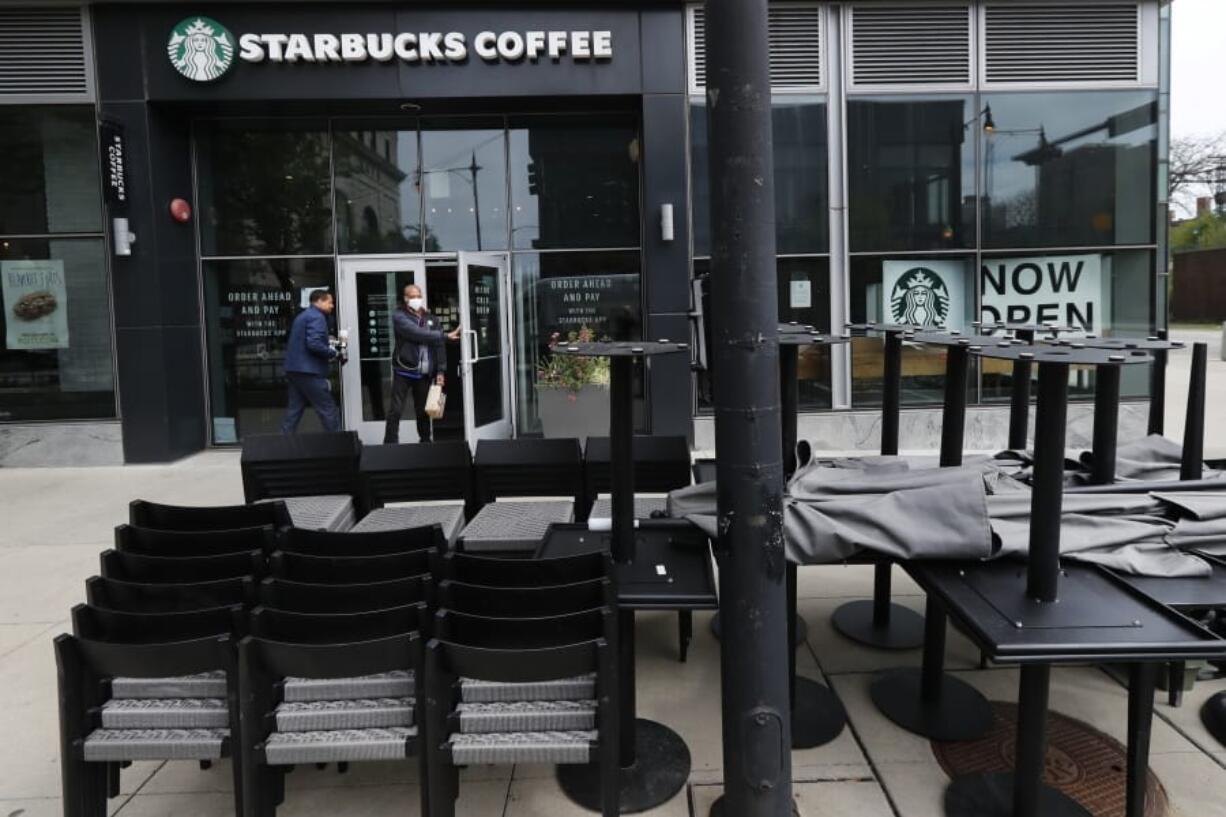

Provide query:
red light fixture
left=169, top=198, right=192, bottom=223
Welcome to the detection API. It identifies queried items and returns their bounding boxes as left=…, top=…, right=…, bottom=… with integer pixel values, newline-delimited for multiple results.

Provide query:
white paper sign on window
left=789, top=279, right=812, bottom=309
left=2, top=259, right=70, bottom=350
left=980, top=254, right=1102, bottom=333
left=881, top=259, right=966, bottom=331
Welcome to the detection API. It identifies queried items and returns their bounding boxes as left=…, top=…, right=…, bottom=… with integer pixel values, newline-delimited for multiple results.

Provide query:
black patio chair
left=257, top=575, right=429, bottom=614
left=72, top=602, right=246, bottom=644
left=354, top=442, right=476, bottom=540
left=100, top=549, right=266, bottom=584
left=56, top=633, right=241, bottom=817
left=86, top=575, right=256, bottom=613
left=433, top=607, right=609, bottom=649
left=115, top=524, right=277, bottom=558
left=434, top=577, right=614, bottom=618
left=129, top=499, right=291, bottom=532
left=248, top=603, right=427, bottom=645
left=238, top=633, right=425, bottom=817
left=268, top=550, right=432, bottom=585
left=277, top=525, right=447, bottom=558
left=582, top=435, right=690, bottom=521
left=429, top=548, right=612, bottom=588
left=241, top=432, right=363, bottom=532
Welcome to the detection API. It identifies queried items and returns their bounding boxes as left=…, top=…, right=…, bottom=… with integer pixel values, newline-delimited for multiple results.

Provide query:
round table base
left=792, top=676, right=847, bottom=749
left=710, top=613, right=807, bottom=645
left=870, top=667, right=992, bottom=741
left=556, top=719, right=691, bottom=814
left=831, top=599, right=925, bottom=650
left=945, top=772, right=1092, bottom=817
left=709, top=795, right=801, bottom=817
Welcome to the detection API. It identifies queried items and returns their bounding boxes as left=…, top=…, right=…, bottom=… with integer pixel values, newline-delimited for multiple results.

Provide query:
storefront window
left=509, top=115, right=641, bottom=251
left=691, top=97, right=829, bottom=257
left=512, top=251, right=642, bottom=438
left=980, top=91, right=1157, bottom=249
left=849, top=255, right=975, bottom=407
left=202, top=258, right=336, bottom=442
left=334, top=127, right=423, bottom=254
left=196, top=120, right=333, bottom=256
left=0, top=107, right=102, bottom=236
left=847, top=95, right=975, bottom=252
left=421, top=121, right=508, bottom=251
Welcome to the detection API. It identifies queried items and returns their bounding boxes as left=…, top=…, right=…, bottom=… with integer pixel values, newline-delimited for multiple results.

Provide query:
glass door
left=336, top=256, right=427, bottom=444
left=457, top=252, right=512, bottom=442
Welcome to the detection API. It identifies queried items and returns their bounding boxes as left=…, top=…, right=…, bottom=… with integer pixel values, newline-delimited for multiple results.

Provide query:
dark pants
left=281, top=372, right=341, bottom=434
left=385, top=373, right=432, bottom=443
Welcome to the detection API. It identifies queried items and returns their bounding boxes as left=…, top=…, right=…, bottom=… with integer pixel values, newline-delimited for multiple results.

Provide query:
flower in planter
left=537, top=326, right=610, bottom=399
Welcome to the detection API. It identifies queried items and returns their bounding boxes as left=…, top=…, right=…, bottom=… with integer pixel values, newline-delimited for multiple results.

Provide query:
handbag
left=425, top=384, right=446, bottom=419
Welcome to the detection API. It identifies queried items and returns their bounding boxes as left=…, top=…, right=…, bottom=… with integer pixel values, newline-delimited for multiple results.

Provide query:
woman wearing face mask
left=385, top=283, right=461, bottom=444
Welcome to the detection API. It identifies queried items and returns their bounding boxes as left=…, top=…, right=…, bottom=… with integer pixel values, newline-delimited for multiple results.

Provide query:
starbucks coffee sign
left=168, top=17, right=613, bottom=79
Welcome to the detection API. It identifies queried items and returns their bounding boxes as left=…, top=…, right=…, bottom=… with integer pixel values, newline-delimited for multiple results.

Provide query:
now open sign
left=980, top=254, right=1103, bottom=332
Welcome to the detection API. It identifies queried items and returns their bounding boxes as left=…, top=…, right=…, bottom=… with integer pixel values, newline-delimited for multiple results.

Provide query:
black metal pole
left=1028, top=361, right=1069, bottom=603
left=881, top=330, right=902, bottom=456
left=1125, top=663, right=1158, bottom=817
left=1013, top=664, right=1052, bottom=817
left=610, top=355, right=636, bottom=563
left=781, top=344, right=799, bottom=479
left=940, top=345, right=970, bottom=468
left=1181, top=343, right=1207, bottom=481
left=1148, top=329, right=1168, bottom=436
left=617, top=609, right=636, bottom=768
left=706, top=0, right=793, bottom=810
left=1009, top=328, right=1034, bottom=450
left=1090, top=364, right=1121, bottom=486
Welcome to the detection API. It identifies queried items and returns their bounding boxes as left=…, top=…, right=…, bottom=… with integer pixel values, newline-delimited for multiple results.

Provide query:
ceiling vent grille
left=0, top=8, right=90, bottom=99
left=850, top=5, right=972, bottom=88
left=983, top=3, right=1139, bottom=85
left=690, top=4, right=823, bottom=92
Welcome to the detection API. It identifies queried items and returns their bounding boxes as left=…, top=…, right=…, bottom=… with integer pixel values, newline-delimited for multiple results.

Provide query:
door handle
left=465, top=329, right=479, bottom=362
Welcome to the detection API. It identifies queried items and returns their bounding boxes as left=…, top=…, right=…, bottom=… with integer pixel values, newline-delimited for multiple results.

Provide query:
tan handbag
left=425, top=384, right=446, bottom=419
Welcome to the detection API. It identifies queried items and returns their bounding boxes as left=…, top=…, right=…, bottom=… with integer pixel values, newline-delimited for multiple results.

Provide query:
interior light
left=284, top=174, right=295, bottom=181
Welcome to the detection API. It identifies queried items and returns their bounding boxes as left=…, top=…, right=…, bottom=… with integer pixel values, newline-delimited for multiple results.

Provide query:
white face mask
left=406, top=297, right=424, bottom=311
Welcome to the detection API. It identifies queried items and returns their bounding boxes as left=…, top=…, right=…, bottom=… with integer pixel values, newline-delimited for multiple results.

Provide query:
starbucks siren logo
left=167, top=17, right=234, bottom=82
left=890, top=267, right=950, bottom=327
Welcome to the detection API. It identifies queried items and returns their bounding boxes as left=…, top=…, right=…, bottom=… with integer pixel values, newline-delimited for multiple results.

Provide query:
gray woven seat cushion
left=101, top=698, right=228, bottom=729
left=448, top=730, right=595, bottom=765
left=457, top=699, right=596, bottom=733
left=275, top=698, right=414, bottom=732
left=459, top=500, right=574, bottom=553
left=263, top=726, right=416, bottom=765
left=82, top=728, right=228, bottom=761
left=111, top=671, right=226, bottom=699
left=282, top=671, right=413, bottom=702
left=459, top=674, right=595, bottom=703
left=351, top=503, right=465, bottom=544
left=278, top=495, right=356, bottom=532
left=590, top=495, right=669, bottom=520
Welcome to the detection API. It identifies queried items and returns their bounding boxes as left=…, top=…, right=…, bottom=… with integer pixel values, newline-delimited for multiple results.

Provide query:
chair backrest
left=258, top=575, right=429, bottom=614
left=473, top=438, right=584, bottom=505
left=435, top=578, right=613, bottom=618
left=430, top=549, right=612, bottom=587
left=583, top=435, right=692, bottom=496
left=115, top=524, right=277, bottom=557
left=58, top=632, right=235, bottom=681
left=248, top=603, right=426, bottom=644
left=129, top=499, right=290, bottom=531
left=71, top=602, right=245, bottom=643
left=278, top=525, right=446, bottom=557
left=86, top=575, right=255, bottom=613
left=692, top=458, right=717, bottom=485
left=240, top=431, right=361, bottom=503
left=268, top=550, right=431, bottom=584
left=241, top=631, right=420, bottom=681
left=359, top=441, right=475, bottom=517
left=427, top=637, right=604, bottom=686
left=433, top=607, right=611, bottom=649
left=100, top=549, right=265, bottom=584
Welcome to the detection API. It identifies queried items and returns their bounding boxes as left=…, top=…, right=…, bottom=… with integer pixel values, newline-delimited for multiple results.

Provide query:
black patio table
left=537, top=340, right=717, bottom=814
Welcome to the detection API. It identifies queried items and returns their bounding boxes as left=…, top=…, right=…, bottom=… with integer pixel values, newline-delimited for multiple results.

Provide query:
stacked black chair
left=425, top=550, right=620, bottom=817
left=457, top=439, right=583, bottom=554
left=582, top=435, right=690, bottom=521
left=100, top=549, right=266, bottom=584
left=278, top=524, right=446, bottom=558
left=353, top=442, right=476, bottom=543
left=129, top=500, right=291, bottom=532
left=115, top=524, right=278, bottom=557
left=241, top=432, right=363, bottom=531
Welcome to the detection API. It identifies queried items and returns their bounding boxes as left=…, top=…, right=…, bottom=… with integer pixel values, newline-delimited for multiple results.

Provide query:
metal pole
left=1181, top=343, right=1207, bottom=481
left=617, top=609, right=636, bottom=768
left=706, top=0, right=793, bottom=810
left=781, top=345, right=799, bottom=479
left=1028, top=362, right=1069, bottom=603
left=881, top=330, right=901, bottom=456
left=1009, top=328, right=1034, bottom=450
left=1125, top=663, right=1158, bottom=817
left=1148, top=330, right=1167, bottom=436
left=1013, top=664, right=1052, bottom=817
left=609, top=355, right=636, bottom=563
left=940, top=345, right=970, bottom=467
left=1090, top=364, right=1121, bottom=485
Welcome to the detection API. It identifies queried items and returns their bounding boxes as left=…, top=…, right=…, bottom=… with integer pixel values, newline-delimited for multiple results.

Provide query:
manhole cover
left=932, top=701, right=1168, bottom=817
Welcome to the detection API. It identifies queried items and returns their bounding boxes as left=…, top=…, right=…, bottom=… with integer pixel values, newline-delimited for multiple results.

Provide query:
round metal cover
left=932, top=702, right=1168, bottom=817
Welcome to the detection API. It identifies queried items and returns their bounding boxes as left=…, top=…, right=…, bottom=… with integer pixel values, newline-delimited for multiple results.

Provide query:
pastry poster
left=2, top=260, right=69, bottom=350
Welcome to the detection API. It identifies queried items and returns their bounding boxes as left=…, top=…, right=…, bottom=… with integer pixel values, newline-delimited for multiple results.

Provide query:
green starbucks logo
left=890, top=267, right=950, bottom=327
left=167, top=17, right=234, bottom=82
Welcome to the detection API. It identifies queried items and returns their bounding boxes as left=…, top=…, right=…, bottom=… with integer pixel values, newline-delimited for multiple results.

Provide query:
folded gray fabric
left=1079, top=435, right=1222, bottom=482
left=788, top=461, right=1004, bottom=500
left=1167, top=516, right=1226, bottom=546
left=987, top=493, right=1165, bottom=519
left=1153, top=491, right=1226, bottom=521
left=990, top=513, right=1208, bottom=576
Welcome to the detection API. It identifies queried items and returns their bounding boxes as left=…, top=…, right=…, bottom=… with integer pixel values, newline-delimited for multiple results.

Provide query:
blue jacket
left=392, top=308, right=447, bottom=377
left=284, top=305, right=336, bottom=376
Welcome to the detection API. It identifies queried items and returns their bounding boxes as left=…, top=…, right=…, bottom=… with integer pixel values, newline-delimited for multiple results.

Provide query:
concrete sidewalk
left=1, top=453, right=1225, bottom=817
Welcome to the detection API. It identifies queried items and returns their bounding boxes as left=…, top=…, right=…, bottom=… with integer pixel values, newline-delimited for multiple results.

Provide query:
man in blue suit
left=281, top=289, right=342, bottom=433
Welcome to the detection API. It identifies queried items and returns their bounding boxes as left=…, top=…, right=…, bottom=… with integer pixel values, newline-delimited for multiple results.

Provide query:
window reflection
left=420, top=123, right=507, bottom=251
left=981, top=91, right=1157, bottom=248
left=334, top=128, right=424, bottom=253
left=0, top=107, right=102, bottom=236
left=847, top=96, right=975, bottom=251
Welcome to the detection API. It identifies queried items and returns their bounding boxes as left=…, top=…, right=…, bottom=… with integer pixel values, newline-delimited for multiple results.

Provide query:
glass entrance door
left=336, top=256, right=427, bottom=444
left=458, top=252, right=512, bottom=441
